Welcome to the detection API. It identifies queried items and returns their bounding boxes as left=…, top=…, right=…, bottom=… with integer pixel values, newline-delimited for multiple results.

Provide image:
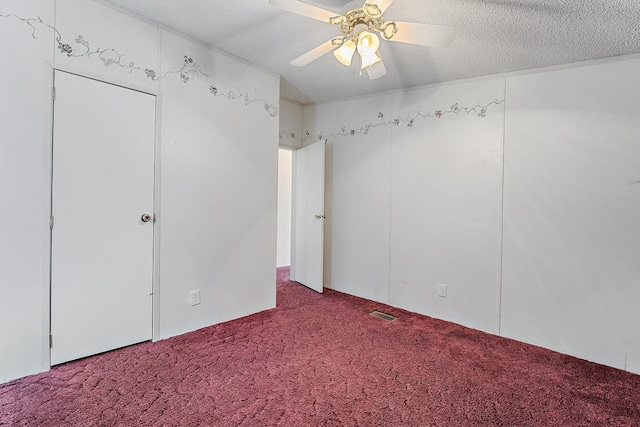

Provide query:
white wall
left=0, top=0, right=279, bottom=382
left=0, top=0, right=54, bottom=384
left=53, top=0, right=159, bottom=91
left=279, top=98, right=303, bottom=150
left=277, top=149, right=293, bottom=267
left=501, top=59, right=640, bottom=372
left=157, top=29, right=278, bottom=339
left=305, top=56, right=640, bottom=374
left=390, top=79, right=504, bottom=334
left=304, top=95, right=393, bottom=302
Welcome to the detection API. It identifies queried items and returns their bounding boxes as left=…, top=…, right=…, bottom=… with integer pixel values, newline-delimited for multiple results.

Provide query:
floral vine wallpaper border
left=0, top=13, right=279, bottom=117
left=3, top=12, right=506, bottom=136
left=279, top=98, right=506, bottom=143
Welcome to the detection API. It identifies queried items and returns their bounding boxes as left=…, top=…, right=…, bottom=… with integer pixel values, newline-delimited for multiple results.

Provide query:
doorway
left=49, top=71, right=156, bottom=365
left=276, top=141, right=326, bottom=293
left=276, top=148, right=293, bottom=268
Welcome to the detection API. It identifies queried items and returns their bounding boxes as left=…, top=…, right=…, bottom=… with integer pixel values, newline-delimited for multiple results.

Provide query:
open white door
left=291, top=141, right=325, bottom=293
left=50, top=71, right=155, bottom=365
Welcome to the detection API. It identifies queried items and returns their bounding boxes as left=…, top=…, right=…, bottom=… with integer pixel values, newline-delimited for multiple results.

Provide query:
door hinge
left=49, top=334, right=53, bottom=348
left=52, top=86, right=56, bottom=102
left=49, top=215, right=54, bottom=230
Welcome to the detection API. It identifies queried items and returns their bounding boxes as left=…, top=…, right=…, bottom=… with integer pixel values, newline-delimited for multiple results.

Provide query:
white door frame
left=42, top=62, right=163, bottom=369
left=290, top=148, right=297, bottom=278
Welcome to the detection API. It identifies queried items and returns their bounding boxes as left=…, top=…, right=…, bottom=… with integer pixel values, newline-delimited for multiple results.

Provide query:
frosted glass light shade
left=357, top=31, right=380, bottom=54
left=357, top=31, right=381, bottom=69
left=333, top=39, right=357, bottom=66
left=360, top=51, right=381, bottom=69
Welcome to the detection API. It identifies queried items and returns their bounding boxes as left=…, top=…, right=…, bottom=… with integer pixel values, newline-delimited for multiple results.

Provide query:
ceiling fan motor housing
left=329, top=3, right=398, bottom=42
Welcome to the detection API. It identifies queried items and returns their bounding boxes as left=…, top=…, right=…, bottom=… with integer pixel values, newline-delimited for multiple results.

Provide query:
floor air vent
left=370, top=311, right=397, bottom=321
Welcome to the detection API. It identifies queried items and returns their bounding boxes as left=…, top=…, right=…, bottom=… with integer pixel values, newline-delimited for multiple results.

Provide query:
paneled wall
left=390, top=79, right=504, bottom=334
left=305, top=94, right=393, bottom=303
left=501, top=59, right=640, bottom=372
left=306, top=57, right=640, bottom=373
left=0, top=0, right=279, bottom=382
left=0, top=0, right=54, bottom=385
left=157, top=29, right=278, bottom=339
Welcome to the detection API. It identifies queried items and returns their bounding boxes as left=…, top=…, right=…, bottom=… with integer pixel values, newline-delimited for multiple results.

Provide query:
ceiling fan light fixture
left=333, top=39, right=357, bottom=66
left=360, top=50, right=381, bottom=69
left=271, top=0, right=456, bottom=79
left=357, top=31, right=381, bottom=69
left=357, top=31, right=380, bottom=53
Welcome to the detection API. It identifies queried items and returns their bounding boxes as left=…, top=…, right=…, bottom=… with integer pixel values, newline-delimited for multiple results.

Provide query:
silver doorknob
left=314, top=214, right=325, bottom=219
left=141, top=214, right=152, bottom=223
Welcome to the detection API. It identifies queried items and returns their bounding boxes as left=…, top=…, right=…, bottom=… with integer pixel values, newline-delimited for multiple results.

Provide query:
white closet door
left=50, top=71, right=155, bottom=365
left=291, top=141, right=325, bottom=293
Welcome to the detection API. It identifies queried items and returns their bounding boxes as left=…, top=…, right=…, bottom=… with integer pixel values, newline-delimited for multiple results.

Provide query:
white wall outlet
left=438, top=283, right=447, bottom=298
left=190, top=290, right=201, bottom=306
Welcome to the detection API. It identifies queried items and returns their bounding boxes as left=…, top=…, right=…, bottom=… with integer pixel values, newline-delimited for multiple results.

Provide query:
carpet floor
left=1, top=267, right=640, bottom=426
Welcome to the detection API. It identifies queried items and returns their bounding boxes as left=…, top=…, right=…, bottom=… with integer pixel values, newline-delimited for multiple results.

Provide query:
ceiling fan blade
left=388, top=21, right=456, bottom=47
left=366, top=59, right=387, bottom=80
left=368, top=0, right=395, bottom=14
left=269, top=0, right=337, bottom=23
left=291, top=39, right=338, bottom=67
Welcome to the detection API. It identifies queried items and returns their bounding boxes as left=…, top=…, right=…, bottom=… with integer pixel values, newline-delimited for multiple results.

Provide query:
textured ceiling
left=103, top=0, right=640, bottom=105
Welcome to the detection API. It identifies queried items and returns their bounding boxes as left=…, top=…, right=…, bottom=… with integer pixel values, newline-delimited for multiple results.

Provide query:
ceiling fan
left=269, top=0, right=457, bottom=80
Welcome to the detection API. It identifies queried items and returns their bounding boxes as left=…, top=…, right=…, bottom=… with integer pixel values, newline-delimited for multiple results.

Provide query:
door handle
left=141, top=213, right=152, bottom=223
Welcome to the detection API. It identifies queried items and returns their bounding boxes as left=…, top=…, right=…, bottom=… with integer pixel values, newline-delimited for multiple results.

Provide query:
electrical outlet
left=190, top=290, right=201, bottom=306
left=438, top=283, right=447, bottom=298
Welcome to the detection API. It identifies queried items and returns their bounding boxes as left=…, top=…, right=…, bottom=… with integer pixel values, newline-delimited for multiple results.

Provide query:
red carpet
left=1, top=267, right=640, bottom=426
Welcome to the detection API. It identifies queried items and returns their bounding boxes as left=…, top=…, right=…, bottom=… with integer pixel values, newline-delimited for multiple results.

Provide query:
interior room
left=1, top=0, right=639, bottom=424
